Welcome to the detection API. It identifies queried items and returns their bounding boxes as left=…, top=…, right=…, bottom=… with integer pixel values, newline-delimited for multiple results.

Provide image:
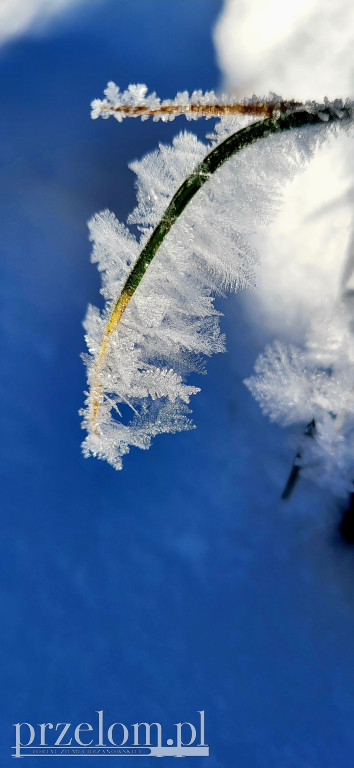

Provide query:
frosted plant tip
left=90, top=82, right=307, bottom=123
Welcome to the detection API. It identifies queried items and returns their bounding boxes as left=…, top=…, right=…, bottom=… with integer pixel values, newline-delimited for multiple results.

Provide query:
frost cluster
left=81, top=106, right=339, bottom=470
left=91, top=81, right=307, bottom=123
left=91, top=82, right=223, bottom=122
left=246, top=300, right=354, bottom=496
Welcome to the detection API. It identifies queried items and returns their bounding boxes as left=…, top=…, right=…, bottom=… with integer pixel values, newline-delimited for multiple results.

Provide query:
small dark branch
left=282, top=423, right=354, bottom=545
left=281, top=420, right=316, bottom=500
left=281, top=460, right=302, bottom=501
left=339, top=494, right=354, bottom=544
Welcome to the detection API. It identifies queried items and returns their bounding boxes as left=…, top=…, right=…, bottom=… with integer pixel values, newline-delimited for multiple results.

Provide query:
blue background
left=2, top=1, right=354, bottom=765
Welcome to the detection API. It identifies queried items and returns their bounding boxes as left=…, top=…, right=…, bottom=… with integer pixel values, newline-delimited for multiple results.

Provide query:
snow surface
left=0, top=0, right=85, bottom=46
left=2, top=3, right=354, bottom=768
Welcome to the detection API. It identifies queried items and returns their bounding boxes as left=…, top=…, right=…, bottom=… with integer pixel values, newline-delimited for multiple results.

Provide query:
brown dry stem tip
left=100, top=100, right=303, bottom=120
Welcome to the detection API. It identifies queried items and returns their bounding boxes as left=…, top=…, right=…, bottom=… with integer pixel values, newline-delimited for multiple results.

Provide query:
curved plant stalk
left=90, top=103, right=352, bottom=430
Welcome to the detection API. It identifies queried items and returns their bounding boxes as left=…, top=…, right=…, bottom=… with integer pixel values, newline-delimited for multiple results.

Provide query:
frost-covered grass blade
left=81, top=87, right=353, bottom=471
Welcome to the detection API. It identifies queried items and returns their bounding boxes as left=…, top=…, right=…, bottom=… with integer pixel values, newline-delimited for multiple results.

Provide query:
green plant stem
left=117, top=110, right=336, bottom=302
left=92, top=106, right=350, bottom=426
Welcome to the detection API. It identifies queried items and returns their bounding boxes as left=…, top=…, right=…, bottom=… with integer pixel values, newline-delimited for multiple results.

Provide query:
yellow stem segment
left=91, top=289, right=132, bottom=429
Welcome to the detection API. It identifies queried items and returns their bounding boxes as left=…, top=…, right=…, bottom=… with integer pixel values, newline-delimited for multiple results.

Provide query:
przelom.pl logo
left=12, top=710, right=208, bottom=758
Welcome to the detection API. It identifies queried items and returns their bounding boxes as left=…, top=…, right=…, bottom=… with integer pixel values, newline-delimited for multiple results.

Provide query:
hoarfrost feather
left=246, top=301, right=354, bottom=495
left=82, top=110, right=341, bottom=469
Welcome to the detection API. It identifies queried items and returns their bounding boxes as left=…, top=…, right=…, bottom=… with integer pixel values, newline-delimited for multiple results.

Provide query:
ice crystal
left=246, top=301, right=354, bottom=495
left=82, top=88, right=352, bottom=470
